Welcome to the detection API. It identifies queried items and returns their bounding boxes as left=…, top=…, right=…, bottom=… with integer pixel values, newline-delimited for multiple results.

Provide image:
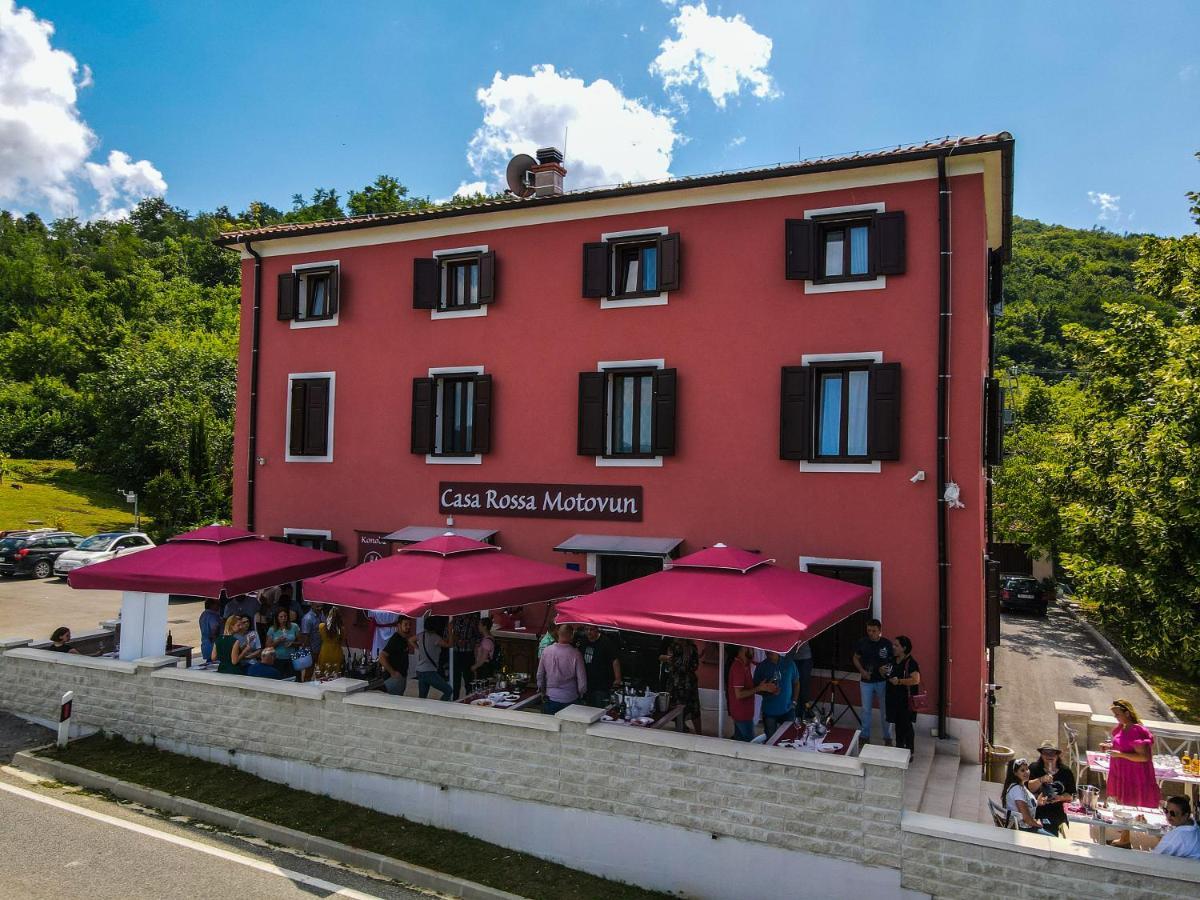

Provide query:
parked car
left=53, top=531, right=155, bottom=577
left=0, top=531, right=85, bottom=578
left=999, top=574, right=1050, bottom=617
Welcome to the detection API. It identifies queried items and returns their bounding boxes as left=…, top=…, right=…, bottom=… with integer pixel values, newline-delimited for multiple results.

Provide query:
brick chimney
left=530, top=147, right=566, bottom=198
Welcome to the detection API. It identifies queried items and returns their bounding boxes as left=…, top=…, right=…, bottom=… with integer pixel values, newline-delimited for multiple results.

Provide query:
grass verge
left=42, top=734, right=668, bottom=900
left=0, top=458, right=138, bottom=535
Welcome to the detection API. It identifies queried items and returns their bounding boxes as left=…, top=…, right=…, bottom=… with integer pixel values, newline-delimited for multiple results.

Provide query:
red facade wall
left=232, top=172, right=992, bottom=724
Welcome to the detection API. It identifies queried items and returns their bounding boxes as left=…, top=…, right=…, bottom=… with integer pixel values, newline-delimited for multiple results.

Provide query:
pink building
left=219, top=134, right=1014, bottom=759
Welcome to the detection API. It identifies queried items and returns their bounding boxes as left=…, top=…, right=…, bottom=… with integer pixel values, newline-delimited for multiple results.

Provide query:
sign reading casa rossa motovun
left=439, top=482, right=643, bottom=522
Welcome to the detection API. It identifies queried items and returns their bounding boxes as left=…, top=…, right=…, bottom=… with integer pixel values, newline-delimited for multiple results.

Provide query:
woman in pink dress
left=1099, top=698, right=1158, bottom=848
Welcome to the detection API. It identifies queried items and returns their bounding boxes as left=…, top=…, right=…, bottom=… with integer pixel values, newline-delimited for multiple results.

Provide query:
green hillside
left=0, top=459, right=138, bottom=536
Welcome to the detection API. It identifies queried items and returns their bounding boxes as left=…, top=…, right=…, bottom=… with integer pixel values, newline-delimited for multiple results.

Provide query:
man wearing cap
left=1028, top=739, right=1076, bottom=835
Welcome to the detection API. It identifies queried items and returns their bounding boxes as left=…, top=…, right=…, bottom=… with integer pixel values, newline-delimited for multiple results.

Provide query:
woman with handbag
left=885, top=635, right=922, bottom=753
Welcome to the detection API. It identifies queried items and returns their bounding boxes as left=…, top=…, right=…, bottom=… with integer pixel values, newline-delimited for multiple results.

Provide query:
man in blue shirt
left=754, top=650, right=799, bottom=738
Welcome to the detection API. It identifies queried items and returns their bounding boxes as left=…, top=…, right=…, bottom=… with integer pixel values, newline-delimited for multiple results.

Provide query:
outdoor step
left=932, top=735, right=961, bottom=756
left=950, top=762, right=984, bottom=821
left=917, top=751, right=961, bottom=818
left=903, top=739, right=937, bottom=811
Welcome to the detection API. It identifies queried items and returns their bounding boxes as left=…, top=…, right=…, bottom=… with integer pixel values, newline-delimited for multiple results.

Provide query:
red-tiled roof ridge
left=216, top=132, right=1013, bottom=246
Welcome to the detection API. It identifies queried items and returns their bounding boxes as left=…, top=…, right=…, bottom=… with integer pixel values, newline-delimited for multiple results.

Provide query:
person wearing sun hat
left=1028, top=738, right=1076, bottom=835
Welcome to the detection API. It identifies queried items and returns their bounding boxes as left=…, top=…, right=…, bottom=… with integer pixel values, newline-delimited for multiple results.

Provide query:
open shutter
left=656, top=233, right=681, bottom=292
left=288, top=380, right=306, bottom=456
left=277, top=273, right=297, bottom=320
left=303, top=379, right=329, bottom=456
left=478, top=251, right=496, bottom=304
left=651, top=368, right=677, bottom=456
left=472, top=374, right=492, bottom=454
left=785, top=219, right=816, bottom=281
left=867, top=362, right=902, bottom=460
left=413, top=257, right=439, bottom=309
left=577, top=371, right=606, bottom=455
left=779, top=366, right=813, bottom=460
left=582, top=242, right=610, bottom=298
left=875, top=211, right=906, bottom=275
left=326, top=266, right=340, bottom=316
left=984, top=376, right=1004, bottom=465
left=411, top=377, right=435, bottom=454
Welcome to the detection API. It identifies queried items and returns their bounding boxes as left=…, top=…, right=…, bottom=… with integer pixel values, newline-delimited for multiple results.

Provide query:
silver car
left=53, top=532, right=155, bottom=575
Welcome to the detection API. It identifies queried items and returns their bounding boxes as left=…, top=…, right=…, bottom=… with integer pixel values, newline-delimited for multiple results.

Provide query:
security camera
left=909, top=470, right=926, bottom=483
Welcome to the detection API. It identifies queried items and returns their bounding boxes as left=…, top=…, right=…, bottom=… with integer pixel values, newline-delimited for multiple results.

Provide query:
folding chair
left=988, top=799, right=1015, bottom=829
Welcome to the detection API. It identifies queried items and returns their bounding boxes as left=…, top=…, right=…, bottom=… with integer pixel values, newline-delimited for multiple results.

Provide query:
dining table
left=766, top=721, right=860, bottom=756
left=599, top=704, right=686, bottom=731
left=458, top=686, right=542, bottom=710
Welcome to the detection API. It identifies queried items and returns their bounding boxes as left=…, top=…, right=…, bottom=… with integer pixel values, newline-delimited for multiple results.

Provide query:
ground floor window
left=805, top=563, right=874, bottom=673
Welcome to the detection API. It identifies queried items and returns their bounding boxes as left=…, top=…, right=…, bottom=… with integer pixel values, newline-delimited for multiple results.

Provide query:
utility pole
left=119, top=490, right=140, bottom=531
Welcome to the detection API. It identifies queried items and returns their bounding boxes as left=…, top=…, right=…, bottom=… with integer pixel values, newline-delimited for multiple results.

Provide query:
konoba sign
left=438, top=482, right=643, bottom=522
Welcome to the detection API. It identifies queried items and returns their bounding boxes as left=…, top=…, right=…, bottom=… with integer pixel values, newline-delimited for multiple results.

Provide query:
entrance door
left=598, top=554, right=666, bottom=688
left=598, top=554, right=663, bottom=589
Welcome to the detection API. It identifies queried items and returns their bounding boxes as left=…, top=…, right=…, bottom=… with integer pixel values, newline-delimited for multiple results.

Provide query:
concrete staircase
left=901, top=735, right=995, bottom=825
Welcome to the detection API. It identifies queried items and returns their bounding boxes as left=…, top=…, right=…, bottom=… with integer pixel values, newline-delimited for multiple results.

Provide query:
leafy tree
left=346, top=175, right=428, bottom=216
left=286, top=187, right=344, bottom=222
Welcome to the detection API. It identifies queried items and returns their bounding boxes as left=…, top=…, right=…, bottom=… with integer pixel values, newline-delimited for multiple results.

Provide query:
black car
left=0, top=531, right=85, bottom=579
left=999, top=574, right=1050, bottom=617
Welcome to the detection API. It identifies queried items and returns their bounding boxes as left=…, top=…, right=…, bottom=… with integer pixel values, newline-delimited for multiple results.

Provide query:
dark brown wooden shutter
left=651, top=368, right=677, bottom=456
left=657, top=233, right=681, bottom=292
left=277, top=273, right=297, bottom=320
left=785, top=219, right=816, bottom=280
left=577, top=371, right=606, bottom=455
left=779, top=366, right=813, bottom=460
left=303, top=379, right=329, bottom=455
left=478, top=251, right=496, bottom=304
left=984, top=376, right=1004, bottom=465
left=413, top=257, right=439, bottom=309
left=582, top=242, right=610, bottom=297
left=288, top=379, right=306, bottom=456
left=867, top=362, right=902, bottom=460
left=320, top=539, right=341, bottom=554
left=411, top=377, right=435, bottom=454
left=326, top=266, right=340, bottom=316
left=985, top=558, right=1002, bottom=648
left=875, top=211, right=906, bottom=275
left=472, top=373, right=492, bottom=454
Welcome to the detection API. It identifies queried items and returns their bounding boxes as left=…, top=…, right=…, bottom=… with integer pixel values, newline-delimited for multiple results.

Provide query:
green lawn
left=0, top=459, right=139, bottom=536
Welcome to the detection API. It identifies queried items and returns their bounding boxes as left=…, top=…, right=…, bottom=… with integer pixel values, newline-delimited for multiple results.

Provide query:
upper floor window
left=413, top=250, right=495, bottom=312
left=287, top=373, right=334, bottom=462
left=578, top=363, right=676, bottom=462
left=582, top=231, right=680, bottom=303
left=785, top=211, right=905, bottom=286
left=411, top=371, right=492, bottom=459
left=780, top=360, right=900, bottom=463
left=278, top=265, right=340, bottom=323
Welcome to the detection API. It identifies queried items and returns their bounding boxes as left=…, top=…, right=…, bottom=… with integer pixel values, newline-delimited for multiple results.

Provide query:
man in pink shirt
left=537, top=624, right=587, bottom=714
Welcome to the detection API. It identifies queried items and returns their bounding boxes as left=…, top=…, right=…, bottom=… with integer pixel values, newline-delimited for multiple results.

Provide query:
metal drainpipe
left=936, top=154, right=952, bottom=739
left=985, top=249, right=1002, bottom=747
left=243, top=240, right=263, bottom=533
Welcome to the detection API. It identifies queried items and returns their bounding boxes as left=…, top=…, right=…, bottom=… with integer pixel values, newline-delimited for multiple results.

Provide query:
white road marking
left=0, top=781, right=383, bottom=899
left=0, top=764, right=45, bottom=784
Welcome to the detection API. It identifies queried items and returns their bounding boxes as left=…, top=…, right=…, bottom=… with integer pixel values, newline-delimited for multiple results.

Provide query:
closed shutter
left=326, top=266, right=340, bottom=316
left=651, top=368, right=677, bottom=456
left=472, top=373, right=492, bottom=454
left=779, top=366, right=813, bottom=460
left=303, top=379, right=329, bottom=456
left=875, top=211, right=906, bottom=275
left=288, top=380, right=306, bottom=456
left=478, top=251, right=496, bottom=304
left=867, top=362, right=902, bottom=460
left=582, top=242, right=610, bottom=297
left=411, top=377, right=436, bottom=454
left=577, top=371, right=606, bottom=455
left=657, top=233, right=681, bottom=292
left=984, top=376, right=1004, bottom=465
left=985, top=558, right=1002, bottom=648
left=277, top=273, right=297, bottom=320
left=413, top=257, right=439, bottom=309
left=320, top=539, right=341, bottom=554
left=785, top=219, right=816, bottom=280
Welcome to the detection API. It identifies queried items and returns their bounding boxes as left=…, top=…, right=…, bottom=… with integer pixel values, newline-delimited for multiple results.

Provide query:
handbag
left=291, top=649, right=314, bottom=671
left=908, top=688, right=929, bottom=713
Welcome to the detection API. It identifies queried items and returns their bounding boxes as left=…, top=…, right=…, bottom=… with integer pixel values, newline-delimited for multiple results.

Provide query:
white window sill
left=600, top=292, right=669, bottom=310
left=284, top=454, right=334, bottom=463
left=426, top=454, right=483, bottom=465
left=804, top=277, right=886, bottom=295
left=798, top=460, right=880, bottom=473
left=595, top=456, right=663, bottom=468
left=290, top=314, right=339, bottom=329
left=431, top=306, right=487, bottom=320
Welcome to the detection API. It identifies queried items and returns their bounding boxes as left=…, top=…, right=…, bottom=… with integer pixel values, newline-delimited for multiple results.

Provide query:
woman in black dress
left=661, top=638, right=702, bottom=733
left=885, top=635, right=920, bottom=753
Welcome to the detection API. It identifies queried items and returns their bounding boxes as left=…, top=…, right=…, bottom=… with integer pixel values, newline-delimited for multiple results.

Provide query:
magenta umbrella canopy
left=67, top=525, right=347, bottom=598
left=302, top=534, right=595, bottom=617
left=555, top=544, right=872, bottom=652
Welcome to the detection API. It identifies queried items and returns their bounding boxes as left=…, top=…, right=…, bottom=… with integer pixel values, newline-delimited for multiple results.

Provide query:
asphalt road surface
left=0, top=575, right=202, bottom=649
left=993, top=602, right=1165, bottom=758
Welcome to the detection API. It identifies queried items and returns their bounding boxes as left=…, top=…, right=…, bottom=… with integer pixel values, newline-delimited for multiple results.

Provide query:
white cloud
left=85, top=150, right=167, bottom=220
left=468, top=64, right=679, bottom=191
left=728, top=134, right=746, bottom=148
left=1087, top=190, right=1121, bottom=222
left=0, top=1, right=164, bottom=218
left=650, top=1, right=778, bottom=109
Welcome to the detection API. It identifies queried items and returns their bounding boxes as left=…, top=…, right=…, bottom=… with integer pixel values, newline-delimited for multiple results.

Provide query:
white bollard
left=56, top=690, right=74, bottom=748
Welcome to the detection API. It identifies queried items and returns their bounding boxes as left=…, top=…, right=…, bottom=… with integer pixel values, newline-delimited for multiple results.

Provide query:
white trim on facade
left=594, top=358, right=665, bottom=468
left=284, top=371, right=335, bottom=463
left=801, top=204, right=887, bottom=295
left=289, top=260, right=341, bottom=329
left=797, top=352, right=884, bottom=473
left=598, top=225, right=670, bottom=310
left=425, top=365, right=485, bottom=465
left=798, top=556, right=883, bottom=621
left=282, top=528, right=333, bottom=540
left=430, top=245, right=490, bottom=320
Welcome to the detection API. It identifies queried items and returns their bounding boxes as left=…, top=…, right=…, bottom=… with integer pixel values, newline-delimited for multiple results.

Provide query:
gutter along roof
left=216, top=133, right=1015, bottom=257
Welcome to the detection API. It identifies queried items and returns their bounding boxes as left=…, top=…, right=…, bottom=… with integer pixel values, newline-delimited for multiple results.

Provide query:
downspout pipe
left=936, top=155, right=952, bottom=739
left=243, top=240, right=263, bottom=533
left=985, top=249, right=1003, bottom=747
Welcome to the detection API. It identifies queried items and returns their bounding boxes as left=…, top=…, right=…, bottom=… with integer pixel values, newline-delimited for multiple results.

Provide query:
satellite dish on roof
left=505, top=154, right=537, bottom=198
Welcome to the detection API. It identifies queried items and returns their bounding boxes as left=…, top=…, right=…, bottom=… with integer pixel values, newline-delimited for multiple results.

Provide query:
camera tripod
left=811, top=667, right=862, bottom=728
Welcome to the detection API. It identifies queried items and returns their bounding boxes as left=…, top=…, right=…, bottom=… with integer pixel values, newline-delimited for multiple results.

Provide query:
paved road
left=0, top=575, right=202, bottom=648
left=0, top=769, right=430, bottom=900
left=993, top=602, right=1165, bottom=758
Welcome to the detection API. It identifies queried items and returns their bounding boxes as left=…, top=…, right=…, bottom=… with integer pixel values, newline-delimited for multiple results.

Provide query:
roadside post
left=56, top=691, right=73, bottom=748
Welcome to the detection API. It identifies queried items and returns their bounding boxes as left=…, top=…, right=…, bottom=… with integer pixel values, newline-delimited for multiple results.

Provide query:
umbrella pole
left=717, top=642, right=725, bottom=739
left=449, top=641, right=455, bottom=698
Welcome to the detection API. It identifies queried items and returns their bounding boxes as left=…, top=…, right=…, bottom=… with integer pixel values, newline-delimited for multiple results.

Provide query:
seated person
left=245, top=645, right=283, bottom=678
left=380, top=617, right=414, bottom=696
left=1027, top=739, right=1076, bottom=835
left=1154, top=795, right=1200, bottom=860
left=1001, top=758, right=1056, bottom=836
left=48, top=626, right=79, bottom=654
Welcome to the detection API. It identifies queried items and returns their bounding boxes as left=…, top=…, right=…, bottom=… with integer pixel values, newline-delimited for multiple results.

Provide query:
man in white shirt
left=1154, top=795, right=1200, bottom=860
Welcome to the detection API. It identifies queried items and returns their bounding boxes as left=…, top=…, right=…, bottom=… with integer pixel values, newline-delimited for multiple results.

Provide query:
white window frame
left=799, top=555, right=883, bottom=627
left=430, top=245, right=489, bottom=320
left=803, top=203, right=886, bottom=295
left=283, top=528, right=332, bottom=545
left=798, top=351, right=883, bottom=473
left=599, top=226, right=670, bottom=310
left=284, top=371, right=335, bottom=463
left=426, top=365, right=484, bottom=465
left=594, top=357, right=665, bottom=468
left=290, top=260, right=340, bottom=329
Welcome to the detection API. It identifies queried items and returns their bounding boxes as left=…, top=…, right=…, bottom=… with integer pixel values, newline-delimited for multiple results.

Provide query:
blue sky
left=4, top=0, right=1199, bottom=234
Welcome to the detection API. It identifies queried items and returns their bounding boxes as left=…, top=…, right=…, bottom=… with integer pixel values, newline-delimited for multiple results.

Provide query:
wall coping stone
left=343, top=691, right=562, bottom=732
left=151, top=666, right=325, bottom=700
left=0, top=637, right=33, bottom=650
left=555, top=705, right=605, bottom=725
left=319, top=677, right=368, bottom=694
left=1054, top=701, right=1093, bottom=716
left=902, top=810, right=1200, bottom=883
left=858, top=744, right=911, bottom=769
left=3, top=646, right=137, bottom=673
left=134, top=655, right=183, bottom=671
